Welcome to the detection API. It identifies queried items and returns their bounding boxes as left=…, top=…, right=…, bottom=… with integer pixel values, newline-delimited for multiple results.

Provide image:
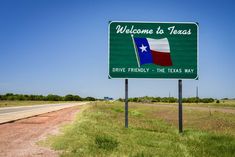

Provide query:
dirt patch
left=0, top=106, right=81, bottom=157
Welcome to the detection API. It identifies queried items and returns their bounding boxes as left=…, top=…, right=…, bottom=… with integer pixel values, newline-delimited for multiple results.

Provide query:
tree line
left=0, top=93, right=97, bottom=101
left=0, top=94, right=222, bottom=103
left=118, top=96, right=216, bottom=103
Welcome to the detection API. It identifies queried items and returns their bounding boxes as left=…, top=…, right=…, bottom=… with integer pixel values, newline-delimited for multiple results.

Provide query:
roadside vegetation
left=124, top=96, right=215, bottom=103
left=0, top=93, right=97, bottom=101
left=0, top=93, right=97, bottom=107
left=120, top=96, right=235, bottom=108
left=42, top=102, right=235, bottom=157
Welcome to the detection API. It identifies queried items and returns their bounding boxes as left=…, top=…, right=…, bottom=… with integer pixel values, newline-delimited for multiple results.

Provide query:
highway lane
left=0, top=103, right=76, bottom=114
left=0, top=102, right=89, bottom=124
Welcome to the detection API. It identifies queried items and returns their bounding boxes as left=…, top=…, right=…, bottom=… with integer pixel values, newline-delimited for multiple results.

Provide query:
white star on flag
left=139, top=44, right=147, bottom=52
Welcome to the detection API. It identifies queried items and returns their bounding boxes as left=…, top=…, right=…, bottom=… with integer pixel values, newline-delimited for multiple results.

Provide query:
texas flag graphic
left=133, top=37, right=173, bottom=67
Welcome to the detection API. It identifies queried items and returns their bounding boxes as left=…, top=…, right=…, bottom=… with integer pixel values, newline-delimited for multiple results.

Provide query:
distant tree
left=64, top=94, right=74, bottom=101
left=7, top=95, right=16, bottom=100
left=46, top=94, right=62, bottom=101
left=133, top=97, right=138, bottom=102
left=37, top=95, right=44, bottom=101
left=73, top=95, right=82, bottom=101
left=118, top=98, right=124, bottom=102
left=64, top=94, right=82, bottom=101
left=28, top=95, right=37, bottom=100
left=84, top=97, right=96, bottom=101
left=168, top=97, right=177, bottom=103
left=153, top=97, right=160, bottom=102
left=5, top=93, right=14, bottom=96
left=18, top=95, right=26, bottom=101
left=221, top=98, right=228, bottom=100
left=201, top=98, right=214, bottom=103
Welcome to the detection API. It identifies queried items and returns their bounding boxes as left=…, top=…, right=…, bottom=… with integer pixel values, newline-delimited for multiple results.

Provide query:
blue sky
left=0, top=0, right=235, bottom=99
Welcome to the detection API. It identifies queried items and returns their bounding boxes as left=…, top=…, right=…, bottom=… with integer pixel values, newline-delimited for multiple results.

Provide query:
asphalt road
left=0, top=102, right=88, bottom=124
left=0, top=103, right=75, bottom=114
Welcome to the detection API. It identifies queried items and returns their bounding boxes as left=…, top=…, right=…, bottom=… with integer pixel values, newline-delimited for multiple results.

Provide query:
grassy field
left=151, top=100, right=235, bottom=108
left=183, top=100, right=235, bottom=108
left=0, top=100, right=72, bottom=107
left=41, top=102, right=235, bottom=157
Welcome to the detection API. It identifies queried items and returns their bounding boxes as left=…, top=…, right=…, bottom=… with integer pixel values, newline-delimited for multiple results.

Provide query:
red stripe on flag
left=151, top=50, right=173, bottom=66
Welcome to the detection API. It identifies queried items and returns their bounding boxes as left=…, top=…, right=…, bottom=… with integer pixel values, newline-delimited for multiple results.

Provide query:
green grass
left=43, top=102, right=235, bottom=157
left=0, top=100, right=72, bottom=107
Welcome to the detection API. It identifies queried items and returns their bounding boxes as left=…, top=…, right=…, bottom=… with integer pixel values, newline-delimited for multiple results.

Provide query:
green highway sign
left=108, top=21, right=199, bottom=79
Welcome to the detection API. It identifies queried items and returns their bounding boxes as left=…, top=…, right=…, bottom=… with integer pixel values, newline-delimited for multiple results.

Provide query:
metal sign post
left=125, top=79, right=128, bottom=128
left=178, top=80, right=183, bottom=133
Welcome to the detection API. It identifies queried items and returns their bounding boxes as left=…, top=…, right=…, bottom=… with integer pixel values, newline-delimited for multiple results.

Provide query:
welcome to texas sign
left=108, top=21, right=199, bottom=79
